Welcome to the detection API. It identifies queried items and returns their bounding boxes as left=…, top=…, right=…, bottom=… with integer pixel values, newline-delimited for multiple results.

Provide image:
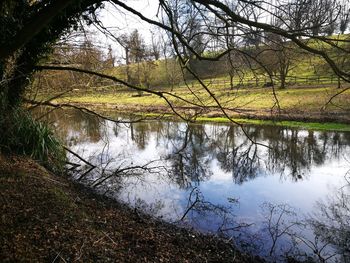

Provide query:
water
left=38, top=108, right=350, bottom=262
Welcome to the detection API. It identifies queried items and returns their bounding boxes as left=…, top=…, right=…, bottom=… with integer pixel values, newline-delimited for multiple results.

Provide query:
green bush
left=0, top=108, right=66, bottom=172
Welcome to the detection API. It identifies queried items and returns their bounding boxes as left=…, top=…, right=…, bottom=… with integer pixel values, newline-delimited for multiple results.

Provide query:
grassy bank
left=195, top=117, right=350, bottom=131
left=56, top=85, right=350, bottom=112
left=0, top=154, right=263, bottom=262
left=51, top=84, right=350, bottom=128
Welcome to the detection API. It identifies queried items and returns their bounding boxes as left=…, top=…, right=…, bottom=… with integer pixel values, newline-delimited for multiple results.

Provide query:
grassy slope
left=54, top=85, right=350, bottom=130
left=104, top=34, right=350, bottom=87
left=46, top=35, right=350, bottom=129
left=57, top=86, right=350, bottom=110
left=0, top=154, right=263, bottom=263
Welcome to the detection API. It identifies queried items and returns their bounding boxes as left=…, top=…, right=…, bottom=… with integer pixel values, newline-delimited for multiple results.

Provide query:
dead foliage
left=0, top=154, right=264, bottom=262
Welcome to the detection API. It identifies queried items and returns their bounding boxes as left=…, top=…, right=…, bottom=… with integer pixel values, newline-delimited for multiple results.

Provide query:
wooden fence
left=199, top=75, right=342, bottom=88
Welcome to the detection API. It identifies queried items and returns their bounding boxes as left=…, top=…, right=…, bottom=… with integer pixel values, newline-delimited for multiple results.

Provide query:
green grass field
left=36, top=34, right=350, bottom=130
left=55, top=85, right=350, bottom=113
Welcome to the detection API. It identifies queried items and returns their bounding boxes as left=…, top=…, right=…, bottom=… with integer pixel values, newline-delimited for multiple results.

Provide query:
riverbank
left=48, top=101, right=350, bottom=132
left=0, top=154, right=263, bottom=262
left=49, top=85, right=350, bottom=131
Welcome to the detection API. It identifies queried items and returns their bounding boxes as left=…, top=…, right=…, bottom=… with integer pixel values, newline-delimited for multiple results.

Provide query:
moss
left=195, top=117, right=350, bottom=131
left=127, top=113, right=350, bottom=132
left=112, top=111, right=350, bottom=132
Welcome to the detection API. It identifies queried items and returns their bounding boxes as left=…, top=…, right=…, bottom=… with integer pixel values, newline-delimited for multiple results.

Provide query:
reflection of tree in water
left=305, top=130, right=324, bottom=166
left=242, top=175, right=350, bottom=262
left=82, top=111, right=103, bottom=142
left=165, top=123, right=213, bottom=189
left=307, top=183, right=350, bottom=262
left=33, top=108, right=350, bottom=260
left=130, top=121, right=167, bottom=150
left=217, top=188, right=350, bottom=262
left=262, top=127, right=350, bottom=181
left=33, top=107, right=102, bottom=144
left=143, top=121, right=350, bottom=186
left=178, top=187, right=249, bottom=240
left=319, top=131, right=350, bottom=160
left=206, top=124, right=350, bottom=184
left=266, top=129, right=310, bottom=180
left=130, top=122, right=148, bottom=150
left=215, top=126, right=261, bottom=184
left=34, top=108, right=350, bottom=187
left=161, top=122, right=350, bottom=186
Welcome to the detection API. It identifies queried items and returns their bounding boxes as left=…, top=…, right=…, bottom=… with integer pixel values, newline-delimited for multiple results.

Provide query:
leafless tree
left=339, top=0, right=350, bottom=34
left=261, top=202, right=301, bottom=257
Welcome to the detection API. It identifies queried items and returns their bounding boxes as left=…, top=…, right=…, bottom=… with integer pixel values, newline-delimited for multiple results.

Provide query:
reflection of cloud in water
left=209, top=159, right=232, bottom=183
left=70, top=123, right=164, bottom=168
left=37, top=108, right=350, bottom=261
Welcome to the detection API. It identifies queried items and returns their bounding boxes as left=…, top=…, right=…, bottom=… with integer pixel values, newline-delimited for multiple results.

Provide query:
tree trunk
left=125, top=48, right=130, bottom=83
left=229, top=73, right=234, bottom=90
left=280, top=73, right=286, bottom=89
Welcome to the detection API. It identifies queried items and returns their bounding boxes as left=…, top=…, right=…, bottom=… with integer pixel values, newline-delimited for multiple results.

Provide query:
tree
left=159, top=36, right=183, bottom=91
left=240, top=1, right=264, bottom=48
left=163, top=0, right=209, bottom=76
left=315, top=37, right=350, bottom=89
left=256, top=31, right=295, bottom=89
left=116, top=30, right=147, bottom=86
left=106, top=45, right=115, bottom=68
left=1, top=0, right=350, bottom=149
left=32, top=36, right=113, bottom=93
left=339, top=0, right=350, bottom=34
left=307, top=0, right=338, bottom=36
left=275, top=0, right=339, bottom=36
left=279, top=0, right=311, bottom=34
left=0, top=0, right=103, bottom=110
left=150, top=31, right=161, bottom=61
left=128, top=30, right=146, bottom=64
left=117, top=33, right=132, bottom=82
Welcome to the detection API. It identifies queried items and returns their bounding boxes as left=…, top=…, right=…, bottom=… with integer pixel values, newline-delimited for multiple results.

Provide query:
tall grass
left=0, top=108, right=66, bottom=172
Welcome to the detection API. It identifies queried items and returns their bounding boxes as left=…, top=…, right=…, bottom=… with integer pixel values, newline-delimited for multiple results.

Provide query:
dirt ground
left=0, top=154, right=264, bottom=262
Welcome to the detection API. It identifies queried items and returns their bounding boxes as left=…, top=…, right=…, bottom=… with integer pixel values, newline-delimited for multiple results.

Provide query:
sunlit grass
left=55, top=85, right=350, bottom=114
left=195, top=117, right=350, bottom=132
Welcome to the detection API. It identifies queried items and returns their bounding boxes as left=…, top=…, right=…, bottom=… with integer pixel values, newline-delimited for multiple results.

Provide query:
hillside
left=33, top=34, right=350, bottom=125
left=102, top=34, right=350, bottom=90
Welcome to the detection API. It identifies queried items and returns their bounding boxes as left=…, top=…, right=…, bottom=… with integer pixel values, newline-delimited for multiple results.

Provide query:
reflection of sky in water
left=204, top=158, right=346, bottom=216
left=42, top=109, right=350, bottom=261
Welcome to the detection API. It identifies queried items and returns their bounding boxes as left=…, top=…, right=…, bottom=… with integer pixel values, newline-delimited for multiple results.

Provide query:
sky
left=85, top=0, right=350, bottom=64
left=92, top=0, right=161, bottom=64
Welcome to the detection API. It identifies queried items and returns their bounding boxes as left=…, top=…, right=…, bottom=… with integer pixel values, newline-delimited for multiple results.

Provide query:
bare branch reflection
left=31, top=107, right=350, bottom=261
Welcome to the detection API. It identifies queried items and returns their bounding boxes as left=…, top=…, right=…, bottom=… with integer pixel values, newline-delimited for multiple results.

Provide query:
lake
left=38, top=108, right=350, bottom=262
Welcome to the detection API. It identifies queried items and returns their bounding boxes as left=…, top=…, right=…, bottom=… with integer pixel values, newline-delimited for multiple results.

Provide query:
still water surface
left=41, top=108, right=350, bottom=262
